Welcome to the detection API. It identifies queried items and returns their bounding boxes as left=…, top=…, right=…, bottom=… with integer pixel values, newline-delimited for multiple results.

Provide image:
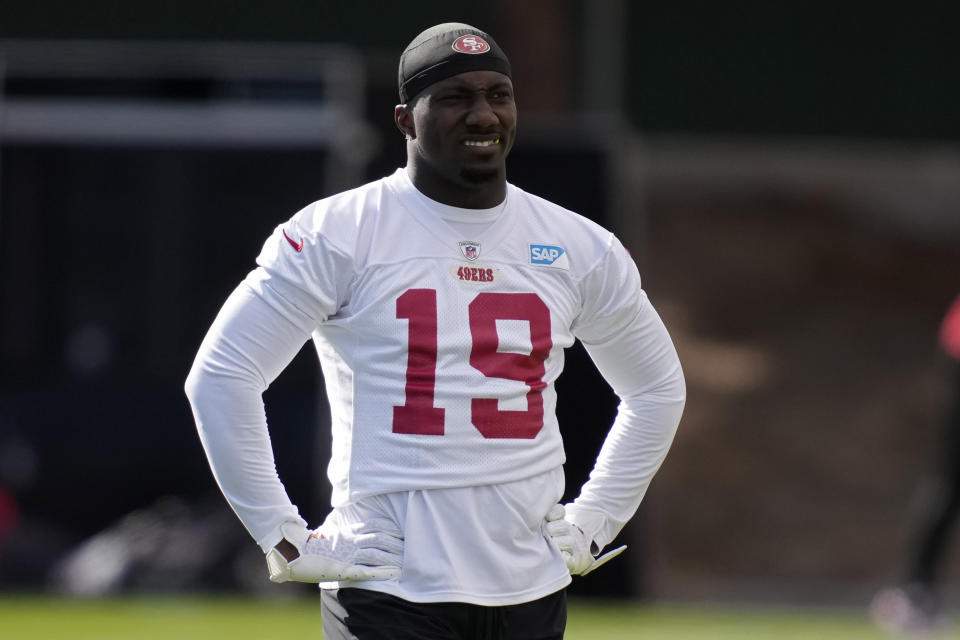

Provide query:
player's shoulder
left=288, top=174, right=393, bottom=252
left=509, top=184, right=612, bottom=239
left=506, top=183, right=616, bottom=267
left=294, top=175, right=390, bottom=231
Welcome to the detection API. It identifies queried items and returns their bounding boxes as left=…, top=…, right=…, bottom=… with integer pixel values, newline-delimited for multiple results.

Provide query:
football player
left=186, top=22, right=685, bottom=640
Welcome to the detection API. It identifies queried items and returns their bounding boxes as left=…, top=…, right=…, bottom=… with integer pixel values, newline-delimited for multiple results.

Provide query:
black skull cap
left=398, top=22, right=511, bottom=102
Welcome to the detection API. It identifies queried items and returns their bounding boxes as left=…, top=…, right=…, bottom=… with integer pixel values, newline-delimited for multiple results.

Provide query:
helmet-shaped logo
left=459, top=240, right=482, bottom=261
left=452, top=34, right=491, bottom=54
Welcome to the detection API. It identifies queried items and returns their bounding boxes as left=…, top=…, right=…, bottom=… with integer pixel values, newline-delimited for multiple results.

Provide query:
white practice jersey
left=186, top=168, right=685, bottom=605
left=251, top=168, right=640, bottom=503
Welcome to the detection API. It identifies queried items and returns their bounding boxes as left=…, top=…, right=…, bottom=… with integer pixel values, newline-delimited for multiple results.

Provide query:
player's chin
left=457, top=153, right=505, bottom=176
left=458, top=166, right=501, bottom=185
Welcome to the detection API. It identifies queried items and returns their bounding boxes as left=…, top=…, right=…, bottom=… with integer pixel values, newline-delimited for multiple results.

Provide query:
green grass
left=0, top=595, right=954, bottom=639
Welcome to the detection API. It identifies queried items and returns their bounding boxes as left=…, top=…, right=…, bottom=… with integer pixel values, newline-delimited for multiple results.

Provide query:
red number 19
left=393, top=290, right=552, bottom=439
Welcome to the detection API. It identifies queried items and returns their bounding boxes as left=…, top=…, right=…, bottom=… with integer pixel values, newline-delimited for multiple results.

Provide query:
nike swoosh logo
left=282, top=229, right=304, bottom=253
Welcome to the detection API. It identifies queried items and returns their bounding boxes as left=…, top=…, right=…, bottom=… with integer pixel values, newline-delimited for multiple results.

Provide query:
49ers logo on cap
left=452, top=34, right=491, bottom=54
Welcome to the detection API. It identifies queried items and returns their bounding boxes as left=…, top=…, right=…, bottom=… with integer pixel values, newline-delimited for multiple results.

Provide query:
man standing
left=871, top=294, right=960, bottom=635
left=186, top=22, right=685, bottom=640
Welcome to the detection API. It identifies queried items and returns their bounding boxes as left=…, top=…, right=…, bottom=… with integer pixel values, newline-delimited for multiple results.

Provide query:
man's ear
left=394, top=104, right=415, bottom=140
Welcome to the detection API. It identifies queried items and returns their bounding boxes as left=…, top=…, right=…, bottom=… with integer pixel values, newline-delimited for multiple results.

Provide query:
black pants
left=321, top=587, right=567, bottom=640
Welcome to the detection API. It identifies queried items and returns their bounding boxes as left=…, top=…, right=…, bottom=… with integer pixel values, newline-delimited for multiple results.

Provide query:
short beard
left=459, top=167, right=498, bottom=185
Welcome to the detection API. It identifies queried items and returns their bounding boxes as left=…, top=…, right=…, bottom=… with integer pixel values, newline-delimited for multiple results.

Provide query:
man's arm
left=547, top=295, right=684, bottom=574
left=184, top=278, right=403, bottom=582
left=184, top=280, right=314, bottom=551
left=546, top=231, right=685, bottom=573
left=566, top=296, right=685, bottom=550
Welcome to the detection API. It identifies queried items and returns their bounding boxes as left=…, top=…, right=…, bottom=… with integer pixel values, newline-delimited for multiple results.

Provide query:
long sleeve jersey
left=185, top=168, right=685, bottom=604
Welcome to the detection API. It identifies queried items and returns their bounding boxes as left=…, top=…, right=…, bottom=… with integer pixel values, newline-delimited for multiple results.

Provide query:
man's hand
left=266, top=519, right=403, bottom=583
left=543, top=504, right=626, bottom=576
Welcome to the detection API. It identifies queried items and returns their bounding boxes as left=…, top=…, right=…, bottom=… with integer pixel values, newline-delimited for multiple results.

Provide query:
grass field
left=0, top=595, right=954, bottom=639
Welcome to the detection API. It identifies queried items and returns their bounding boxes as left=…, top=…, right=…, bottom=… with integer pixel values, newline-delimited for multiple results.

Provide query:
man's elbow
left=674, top=366, right=687, bottom=411
left=184, top=360, right=205, bottom=408
left=659, top=365, right=687, bottom=432
left=184, top=357, right=223, bottom=410
left=184, top=354, right=264, bottom=410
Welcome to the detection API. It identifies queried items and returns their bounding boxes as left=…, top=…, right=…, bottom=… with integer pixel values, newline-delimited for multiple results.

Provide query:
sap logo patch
left=529, top=244, right=569, bottom=269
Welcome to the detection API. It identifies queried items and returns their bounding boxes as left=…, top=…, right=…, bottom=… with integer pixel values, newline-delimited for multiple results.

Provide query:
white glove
left=543, top=504, right=626, bottom=576
left=265, top=519, right=403, bottom=583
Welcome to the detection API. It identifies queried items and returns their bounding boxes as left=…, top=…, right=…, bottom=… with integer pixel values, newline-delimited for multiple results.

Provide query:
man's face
left=403, top=70, right=517, bottom=190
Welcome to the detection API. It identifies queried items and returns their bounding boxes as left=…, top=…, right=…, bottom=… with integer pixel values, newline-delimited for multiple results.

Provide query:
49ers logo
left=452, top=35, right=491, bottom=54
left=450, top=264, right=497, bottom=283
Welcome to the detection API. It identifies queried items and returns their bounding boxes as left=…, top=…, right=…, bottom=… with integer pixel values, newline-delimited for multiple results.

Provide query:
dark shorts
left=321, top=587, right=567, bottom=640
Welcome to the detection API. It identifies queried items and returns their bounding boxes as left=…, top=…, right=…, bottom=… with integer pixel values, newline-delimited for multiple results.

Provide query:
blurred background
left=1, top=0, right=959, bottom=616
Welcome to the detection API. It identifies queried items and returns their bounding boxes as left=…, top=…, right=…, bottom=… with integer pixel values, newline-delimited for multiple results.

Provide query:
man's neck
left=406, top=164, right=506, bottom=209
